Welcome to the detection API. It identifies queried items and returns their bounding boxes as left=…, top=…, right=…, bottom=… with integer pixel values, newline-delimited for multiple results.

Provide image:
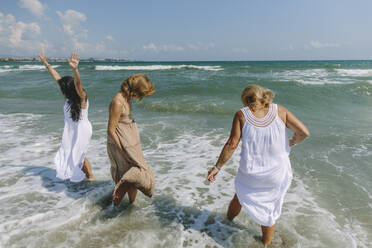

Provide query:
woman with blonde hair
left=107, top=74, right=155, bottom=205
left=207, top=85, right=309, bottom=246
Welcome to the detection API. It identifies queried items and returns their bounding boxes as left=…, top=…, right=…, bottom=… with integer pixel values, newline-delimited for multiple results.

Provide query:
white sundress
left=54, top=100, right=92, bottom=182
left=235, top=103, right=292, bottom=226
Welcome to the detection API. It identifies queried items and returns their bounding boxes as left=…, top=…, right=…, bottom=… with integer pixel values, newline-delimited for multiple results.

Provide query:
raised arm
left=68, top=53, right=86, bottom=100
left=278, top=105, right=309, bottom=146
left=207, top=111, right=243, bottom=182
left=39, top=48, right=61, bottom=83
left=108, top=99, right=124, bottom=150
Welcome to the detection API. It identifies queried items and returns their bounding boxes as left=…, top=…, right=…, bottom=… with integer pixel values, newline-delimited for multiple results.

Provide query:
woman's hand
left=206, top=167, right=219, bottom=182
left=38, top=48, right=48, bottom=64
left=39, top=48, right=61, bottom=82
left=68, top=53, right=80, bottom=70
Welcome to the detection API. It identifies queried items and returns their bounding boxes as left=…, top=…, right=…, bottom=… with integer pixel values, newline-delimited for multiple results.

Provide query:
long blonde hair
left=121, top=73, right=155, bottom=100
left=241, top=85, right=275, bottom=111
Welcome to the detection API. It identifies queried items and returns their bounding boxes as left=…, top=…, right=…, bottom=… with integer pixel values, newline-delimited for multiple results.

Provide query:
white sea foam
left=296, top=79, right=351, bottom=85
left=0, top=64, right=59, bottom=73
left=0, top=113, right=370, bottom=247
left=0, top=65, right=14, bottom=73
left=19, top=65, right=59, bottom=70
left=274, top=69, right=329, bottom=84
left=95, top=65, right=223, bottom=71
left=275, top=69, right=359, bottom=85
left=336, top=69, right=372, bottom=77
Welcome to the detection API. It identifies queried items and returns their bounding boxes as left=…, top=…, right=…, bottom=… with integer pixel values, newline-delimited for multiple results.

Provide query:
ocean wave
left=95, top=65, right=223, bottom=71
left=336, top=69, right=372, bottom=77
left=274, top=69, right=360, bottom=85
left=143, top=101, right=233, bottom=115
left=0, top=65, right=59, bottom=73
left=0, top=65, right=12, bottom=69
left=296, top=79, right=351, bottom=85
left=19, top=65, right=59, bottom=70
left=277, top=69, right=329, bottom=78
left=0, top=65, right=15, bottom=73
left=0, top=69, right=13, bottom=73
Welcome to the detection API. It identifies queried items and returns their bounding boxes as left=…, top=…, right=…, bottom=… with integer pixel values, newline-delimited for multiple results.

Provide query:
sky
left=0, top=0, right=372, bottom=61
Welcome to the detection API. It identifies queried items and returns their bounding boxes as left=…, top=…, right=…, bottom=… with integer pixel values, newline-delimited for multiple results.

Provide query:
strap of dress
left=240, top=107, right=250, bottom=123
left=241, top=104, right=277, bottom=127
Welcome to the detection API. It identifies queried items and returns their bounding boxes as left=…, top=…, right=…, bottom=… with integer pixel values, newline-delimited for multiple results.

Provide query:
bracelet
left=214, top=166, right=221, bottom=171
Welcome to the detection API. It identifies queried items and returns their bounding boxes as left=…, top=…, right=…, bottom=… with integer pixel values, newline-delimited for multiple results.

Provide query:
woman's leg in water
left=82, top=157, right=93, bottom=179
left=128, top=186, right=138, bottom=204
left=261, top=224, right=275, bottom=246
left=227, top=193, right=242, bottom=221
left=113, top=182, right=128, bottom=206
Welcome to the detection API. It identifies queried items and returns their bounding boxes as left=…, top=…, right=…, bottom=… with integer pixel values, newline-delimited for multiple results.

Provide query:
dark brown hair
left=58, top=76, right=85, bottom=121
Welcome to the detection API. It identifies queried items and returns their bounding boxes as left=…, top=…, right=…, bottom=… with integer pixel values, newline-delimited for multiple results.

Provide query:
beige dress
left=107, top=103, right=154, bottom=197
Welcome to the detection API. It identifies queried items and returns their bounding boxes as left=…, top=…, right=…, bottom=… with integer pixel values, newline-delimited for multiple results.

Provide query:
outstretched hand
left=68, top=53, right=80, bottom=69
left=38, top=48, right=47, bottom=64
left=206, top=167, right=219, bottom=182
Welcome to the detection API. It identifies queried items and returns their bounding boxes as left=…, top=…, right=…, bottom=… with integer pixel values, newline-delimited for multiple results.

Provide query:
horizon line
left=1, top=57, right=372, bottom=63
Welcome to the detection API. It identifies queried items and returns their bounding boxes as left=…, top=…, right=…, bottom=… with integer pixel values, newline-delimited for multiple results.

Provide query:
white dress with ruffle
left=235, top=103, right=292, bottom=226
left=54, top=101, right=92, bottom=182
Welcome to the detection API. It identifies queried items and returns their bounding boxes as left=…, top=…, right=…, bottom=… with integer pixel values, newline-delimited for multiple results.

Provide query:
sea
left=0, top=60, right=371, bottom=248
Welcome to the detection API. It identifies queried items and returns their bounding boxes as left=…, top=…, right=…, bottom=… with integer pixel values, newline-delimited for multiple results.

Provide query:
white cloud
left=9, top=21, right=40, bottom=46
left=143, top=42, right=214, bottom=53
left=0, top=11, right=42, bottom=54
left=232, top=47, right=250, bottom=54
left=19, top=0, right=45, bottom=18
left=309, top=40, right=340, bottom=49
left=143, top=43, right=158, bottom=52
left=289, top=44, right=295, bottom=51
left=56, top=9, right=88, bottom=51
left=187, top=42, right=215, bottom=51
left=106, top=35, right=114, bottom=41
left=57, top=10, right=87, bottom=37
left=54, top=9, right=122, bottom=57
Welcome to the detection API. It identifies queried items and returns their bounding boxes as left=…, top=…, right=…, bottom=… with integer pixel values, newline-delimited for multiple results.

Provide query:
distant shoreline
left=0, top=57, right=131, bottom=62
left=1, top=57, right=372, bottom=63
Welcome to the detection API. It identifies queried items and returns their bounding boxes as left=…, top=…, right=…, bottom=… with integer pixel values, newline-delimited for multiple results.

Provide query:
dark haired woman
left=39, top=48, right=93, bottom=182
left=107, top=74, right=155, bottom=205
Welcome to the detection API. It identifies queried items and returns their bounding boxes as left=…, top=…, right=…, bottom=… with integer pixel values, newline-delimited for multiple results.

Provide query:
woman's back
left=238, top=103, right=291, bottom=175
left=64, top=100, right=89, bottom=123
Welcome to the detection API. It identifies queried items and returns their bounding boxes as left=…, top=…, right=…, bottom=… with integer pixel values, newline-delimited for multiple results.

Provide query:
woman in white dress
left=207, top=85, right=309, bottom=246
left=39, top=49, right=93, bottom=182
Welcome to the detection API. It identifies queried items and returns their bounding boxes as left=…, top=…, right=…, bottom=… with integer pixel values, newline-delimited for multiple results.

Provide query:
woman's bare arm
left=207, top=111, right=243, bottom=182
left=278, top=105, right=309, bottom=146
left=68, top=53, right=86, bottom=100
left=108, top=99, right=123, bottom=150
left=39, top=48, right=61, bottom=83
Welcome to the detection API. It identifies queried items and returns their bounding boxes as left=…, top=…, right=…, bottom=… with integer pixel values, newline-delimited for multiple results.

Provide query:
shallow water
left=0, top=61, right=371, bottom=247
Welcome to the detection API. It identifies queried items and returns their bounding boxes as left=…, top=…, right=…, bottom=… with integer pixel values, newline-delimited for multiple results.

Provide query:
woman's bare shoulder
left=278, top=104, right=292, bottom=114
left=235, top=109, right=244, bottom=118
left=110, top=93, right=124, bottom=108
left=235, top=109, right=245, bottom=126
left=276, top=104, right=288, bottom=124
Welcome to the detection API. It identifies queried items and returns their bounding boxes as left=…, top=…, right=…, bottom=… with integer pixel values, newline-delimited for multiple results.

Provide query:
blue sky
left=0, top=0, right=371, bottom=60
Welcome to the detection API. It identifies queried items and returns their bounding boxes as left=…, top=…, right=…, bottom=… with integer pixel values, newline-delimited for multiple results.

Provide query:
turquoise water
left=0, top=61, right=371, bottom=247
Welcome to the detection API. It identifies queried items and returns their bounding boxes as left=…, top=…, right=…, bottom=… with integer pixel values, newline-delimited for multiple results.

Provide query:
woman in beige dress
left=107, top=73, right=155, bottom=205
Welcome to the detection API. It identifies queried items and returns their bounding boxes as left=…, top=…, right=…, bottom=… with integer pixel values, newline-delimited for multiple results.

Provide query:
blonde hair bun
left=241, top=85, right=275, bottom=111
